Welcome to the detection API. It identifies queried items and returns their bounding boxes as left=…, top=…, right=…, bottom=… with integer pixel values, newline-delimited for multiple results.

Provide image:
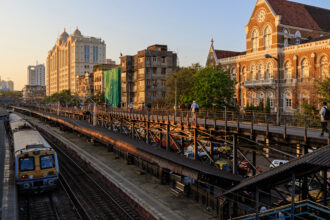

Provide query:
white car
left=270, top=160, right=288, bottom=168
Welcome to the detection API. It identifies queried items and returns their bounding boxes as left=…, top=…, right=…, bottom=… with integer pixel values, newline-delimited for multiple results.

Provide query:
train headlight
left=29, top=175, right=34, bottom=179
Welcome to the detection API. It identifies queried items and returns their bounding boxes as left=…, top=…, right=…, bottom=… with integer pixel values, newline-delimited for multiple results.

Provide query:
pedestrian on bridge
left=129, top=103, right=133, bottom=113
left=320, top=101, right=329, bottom=136
left=191, top=101, right=199, bottom=121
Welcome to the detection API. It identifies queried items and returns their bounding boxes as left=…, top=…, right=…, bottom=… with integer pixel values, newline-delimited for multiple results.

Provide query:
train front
left=15, top=147, right=59, bottom=192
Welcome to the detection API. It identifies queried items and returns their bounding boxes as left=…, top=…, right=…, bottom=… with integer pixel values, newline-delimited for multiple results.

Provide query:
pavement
left=29, top=117, right=218, bottom=220
left=0, top=121, right=18, bottom=220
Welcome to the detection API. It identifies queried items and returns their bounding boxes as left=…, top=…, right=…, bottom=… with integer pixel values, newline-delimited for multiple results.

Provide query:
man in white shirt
left=320, top=101, right=329, bottom=136
left=191, top=101, right=199, bottom=120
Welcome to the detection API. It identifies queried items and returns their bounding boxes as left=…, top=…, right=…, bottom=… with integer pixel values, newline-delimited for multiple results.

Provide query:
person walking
left=320, top=101, right=329, bottom=136
left=129, top=102, right=133, bottom=113
left=191, top=101, right=199, bottom=120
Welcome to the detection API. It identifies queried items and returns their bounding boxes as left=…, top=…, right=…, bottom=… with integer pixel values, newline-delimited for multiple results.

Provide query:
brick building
left=207, top=0, right=330, bottom=113
left=121, top=45, right=177, bottom=108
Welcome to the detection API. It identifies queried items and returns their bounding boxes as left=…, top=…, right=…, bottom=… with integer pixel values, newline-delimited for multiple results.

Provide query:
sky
left=0, top=0, right=329, bottom=90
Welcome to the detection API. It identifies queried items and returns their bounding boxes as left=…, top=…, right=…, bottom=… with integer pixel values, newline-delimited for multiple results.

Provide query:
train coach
left=9, top=113, right=59, bottom=192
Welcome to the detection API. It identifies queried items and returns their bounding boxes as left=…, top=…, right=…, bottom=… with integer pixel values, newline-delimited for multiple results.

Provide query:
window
left=320, top=56, right=329, bottom=79
left=251, top=29, right=259, bottom=52
left=161, top=68, right=166, bottom=75
left=19, top=157, right=35, bottom=171
left=264, top=26, right=272, bottom=49
left=284, top=91, right=292, bottom=111
left=92, top=46, right=98, bottom=62
left=250, top=65, right=256, bottom=80
left=286, top=98, right=292, bottom=107
left=153, top=67, right=157, bottom=74
left=161, top=80, right=166, bottom=86
left=152, top=91, right=157, bottom=96
left=152, top=56, right=157, bottom=62
left=242, top=67, right=246, bottom=82
left=84, top=45, right=90, bottom=62
left=162, top=56, right=166, bottom=63
left=257, top=64, right=263, bottom=80
left=295, top=31, right=301, bottom=45
left=40, top=154, right=55, bottom=169
left=301, top=59, right=309, bottom=78
left=266, top=62, right=273, bottom=79
left=162, top=92, right=166, bottom=98
left=284, top=61, right=292, bottom=79
left=283, top=29, right=289, bottom=47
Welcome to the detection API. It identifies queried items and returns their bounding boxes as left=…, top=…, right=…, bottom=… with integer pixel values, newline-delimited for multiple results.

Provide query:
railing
left=243, top=79, right=275, bottom=87
left=27, top=104, right=323, bottom=129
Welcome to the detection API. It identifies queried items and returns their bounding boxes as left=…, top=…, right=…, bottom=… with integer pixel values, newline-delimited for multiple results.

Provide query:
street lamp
left=174, top=75, right=177, bottom=116
left=265, top=54, right=281, bottom=126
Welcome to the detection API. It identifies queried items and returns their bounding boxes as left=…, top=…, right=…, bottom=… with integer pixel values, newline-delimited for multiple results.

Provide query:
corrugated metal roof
left=223, top=144, right=330, bottom=195
left=0, top=108, right=8, bottom=117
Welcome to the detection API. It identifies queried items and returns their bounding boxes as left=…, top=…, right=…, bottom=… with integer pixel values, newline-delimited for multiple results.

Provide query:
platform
left=28, top=116, right=218, bottom=220
left=0, top=121, right=18, bottom=220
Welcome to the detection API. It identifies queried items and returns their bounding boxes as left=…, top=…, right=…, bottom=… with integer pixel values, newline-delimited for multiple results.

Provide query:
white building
left=27, top=64, right=45, bottom=86
left=46, top=28, right=106, bottom=96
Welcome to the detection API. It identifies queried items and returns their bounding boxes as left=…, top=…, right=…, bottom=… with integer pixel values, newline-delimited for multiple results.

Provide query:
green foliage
left=301, top=101, right=317, bottom=115
left=192, top=66, right=235, bottom=108
left=265, top=97, right=271, bottom=113
left=165, top=64, right=197, bottom=106
left=316, top=77, right=330, bottom=103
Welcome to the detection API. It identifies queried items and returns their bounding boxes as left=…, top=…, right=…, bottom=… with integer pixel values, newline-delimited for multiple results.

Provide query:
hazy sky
left=0, top=0, right=329, bottom=90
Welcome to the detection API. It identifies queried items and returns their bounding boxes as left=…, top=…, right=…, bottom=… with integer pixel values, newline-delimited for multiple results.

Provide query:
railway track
left=44, top=129, right=141, bottom=220
left=33, top=122, right=142, bottom=219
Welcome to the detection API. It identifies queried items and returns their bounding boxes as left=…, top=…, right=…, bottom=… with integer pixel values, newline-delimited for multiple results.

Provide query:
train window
left=19, top=157, right=35, bottom=171
left=40, top=155, right=55, bottom=169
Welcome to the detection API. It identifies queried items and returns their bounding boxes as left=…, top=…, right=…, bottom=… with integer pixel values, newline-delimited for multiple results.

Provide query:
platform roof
left=223, top=144, right=330, bottom=196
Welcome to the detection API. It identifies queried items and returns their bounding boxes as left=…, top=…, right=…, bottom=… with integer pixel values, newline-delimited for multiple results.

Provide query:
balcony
left=243, top=79, right=275, bottom=88
left=281, top=78, right=297, bottom=87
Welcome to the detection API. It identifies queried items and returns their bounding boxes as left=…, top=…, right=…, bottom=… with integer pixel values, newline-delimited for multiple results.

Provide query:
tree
left=316, top=77, right=330, bottom=103
left=265, top=97, right=271, bottom=113
left=191, top=66, right=235, bottom=108
left=165, top=65, right=197, bottom=106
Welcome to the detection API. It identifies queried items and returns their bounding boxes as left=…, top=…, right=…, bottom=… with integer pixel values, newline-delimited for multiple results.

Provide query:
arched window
left=250, top=64, right=257, bottom=80
left=242, top=67, right=247, bottom=82
left=264, top=26, right=272, bottom=49
left=248, top=92, right=252, bottom=105
left=267, top=91, right=274, bottom=107
left=252, top=92, right=257, bottom=106
left=251, top=29, right=259, bottom=52
left=320, top=56, right=329, bottom=79
left=231, top=67, right=236, bottom=80
left=295, top=31, right=301, bottom=45
left=266, top=62, right=273, bottom=79
left=257, top=92, right=265, bottom=105
left=283, top=29, right=289, bottom=47
left=301, top=59, right=309, bottom=78
left=258, top=64, right=263, bottom=80
left=284, top=91, right=292, bottom=111
left=284, top=61, right=292, bottom=79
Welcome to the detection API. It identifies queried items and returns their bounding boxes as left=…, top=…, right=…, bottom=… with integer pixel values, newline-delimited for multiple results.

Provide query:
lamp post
left=265, top=54, right=281, bottom=126
left=174, top=75, right=177, bottom=116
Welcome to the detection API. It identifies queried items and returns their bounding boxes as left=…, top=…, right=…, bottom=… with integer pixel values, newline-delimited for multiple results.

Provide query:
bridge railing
left=24, top=104, right=323, bottom=129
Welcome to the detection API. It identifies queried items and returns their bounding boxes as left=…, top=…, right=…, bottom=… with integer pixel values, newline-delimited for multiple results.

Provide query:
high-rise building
left=0, top=76, right=14, bottom=91
left=46, top=28, right=106, bottom=96
left=121, top=45, right=177, bottom=107
left=207, top=0, right=330, bottom=113
left=27, top=64, right=45, bottom=86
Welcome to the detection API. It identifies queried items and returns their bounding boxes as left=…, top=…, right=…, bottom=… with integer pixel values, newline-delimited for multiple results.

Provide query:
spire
left=211, top=38, right=214, bottom=46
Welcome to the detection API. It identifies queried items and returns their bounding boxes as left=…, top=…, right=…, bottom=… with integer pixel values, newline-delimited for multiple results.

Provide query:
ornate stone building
left=121, top=45, right=177, bottom=108
left=46, top=28, right=106, bottom=96
left=207, top=0, right=330, bottom=113
left=76, top=72, right=94, bottom=98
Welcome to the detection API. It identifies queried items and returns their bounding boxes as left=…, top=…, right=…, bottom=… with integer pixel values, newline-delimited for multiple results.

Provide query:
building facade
left=93, top=64, right=117, bottom=95
left=0, top=76, right=14, bottom=91
left=121, top=45, right=177, bottom=108
left=76, top=72, right=94, bottom=98
left=22, top=85, right=46, bottom=101
left=207, top=0, right=330, bottom=113
left=27, top=64, right=45, bottom=86
left=46, top=28, right=106, bottom=96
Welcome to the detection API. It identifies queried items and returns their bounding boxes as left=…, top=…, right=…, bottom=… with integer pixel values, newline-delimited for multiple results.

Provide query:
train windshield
left=19, top=157, right=35, bottom=171
left=40, top=154, right=55, bottom=169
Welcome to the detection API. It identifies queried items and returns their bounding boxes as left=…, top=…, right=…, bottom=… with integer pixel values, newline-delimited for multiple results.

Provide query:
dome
left=59, top=29, right=69, bottom=42
left=73, top=27, right=82, bottom=36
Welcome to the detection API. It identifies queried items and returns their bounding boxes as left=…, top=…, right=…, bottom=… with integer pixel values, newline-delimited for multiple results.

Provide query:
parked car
left=270, top=159, right=288, bottom=168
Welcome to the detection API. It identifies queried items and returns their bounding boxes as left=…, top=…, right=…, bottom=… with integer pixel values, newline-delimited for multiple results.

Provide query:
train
left=9, top=113, right=59, bottom=192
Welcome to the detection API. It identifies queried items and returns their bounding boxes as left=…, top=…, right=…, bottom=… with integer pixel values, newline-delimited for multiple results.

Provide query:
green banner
left=104, top=67, right=121, bottom=106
